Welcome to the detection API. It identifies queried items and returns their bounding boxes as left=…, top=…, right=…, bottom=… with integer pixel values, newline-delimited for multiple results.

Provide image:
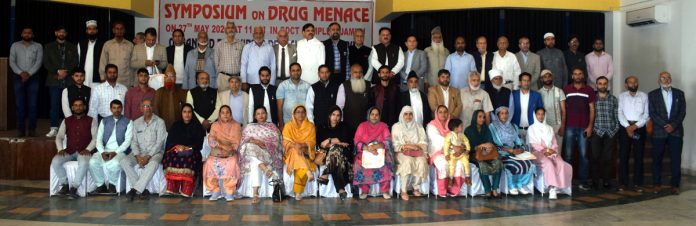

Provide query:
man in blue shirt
left=241, top=26, right=276, bottom=91
left=444, top=36, right=476, bottom=89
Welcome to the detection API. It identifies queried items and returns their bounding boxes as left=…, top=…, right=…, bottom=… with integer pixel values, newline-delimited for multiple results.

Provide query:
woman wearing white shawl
left=527, top=107, right=572, bottom=200
left=391, top=106, right=428, bottom=200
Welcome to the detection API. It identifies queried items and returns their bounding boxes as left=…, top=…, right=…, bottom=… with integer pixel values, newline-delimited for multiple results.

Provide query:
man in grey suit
left=515, top=36, right=541, bottom=89
left=130, top=28, right=168, bottom=76
left=400, top=35, right=428, bottom=92
left=273, top=29, right=297, bottom=86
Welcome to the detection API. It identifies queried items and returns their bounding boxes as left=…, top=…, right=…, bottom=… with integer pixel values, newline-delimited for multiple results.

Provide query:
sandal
left=317, top=175, right=330, bottom=185
left=400, top=193, right=409, bottom=201
left=413, top=190, right=423, bottom=197
left=252, top=196, right=261, bottom=204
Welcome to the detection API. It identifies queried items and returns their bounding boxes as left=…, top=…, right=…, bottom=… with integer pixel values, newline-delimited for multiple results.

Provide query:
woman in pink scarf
left=203, top=105, right=241, bottom=201
left=352, top=107, right=394, bottom=200
left=427, top=105, right=467, bottom=198
left=527, top=107, right=572, bottom=200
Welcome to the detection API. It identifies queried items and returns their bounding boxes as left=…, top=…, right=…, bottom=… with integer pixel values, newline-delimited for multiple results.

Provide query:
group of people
left=11, top=19, right=685, bottom=201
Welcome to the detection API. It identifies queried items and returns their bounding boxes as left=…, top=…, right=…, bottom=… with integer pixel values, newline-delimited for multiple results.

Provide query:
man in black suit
left=400, top=71, right=431, bottom=127
left=473, top=36, right=494, bottom=88
left=648, top=71, right=686, bottom=195
left=166, top=29, right=193, bottom=88
left=323, top=22, right=349, bottom=84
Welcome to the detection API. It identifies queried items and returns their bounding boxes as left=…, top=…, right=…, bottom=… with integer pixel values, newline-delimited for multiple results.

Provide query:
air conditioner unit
left=626, top=5, right=670, bottom=27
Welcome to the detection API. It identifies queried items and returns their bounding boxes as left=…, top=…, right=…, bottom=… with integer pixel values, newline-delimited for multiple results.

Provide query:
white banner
left=159, top=0, right=374, bottom=47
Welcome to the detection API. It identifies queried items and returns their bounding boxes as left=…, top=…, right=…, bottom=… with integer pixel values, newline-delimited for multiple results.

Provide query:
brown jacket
left=427, top=85, right=462, bottom=119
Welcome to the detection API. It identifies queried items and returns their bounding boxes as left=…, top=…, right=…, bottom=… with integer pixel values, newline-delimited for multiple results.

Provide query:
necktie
left=280, top=47, right=286, bottom=80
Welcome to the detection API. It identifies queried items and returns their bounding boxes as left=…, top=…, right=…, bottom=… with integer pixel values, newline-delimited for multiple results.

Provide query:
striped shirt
left=593, top=93, right=619, bottom=137
left=563, top=84, right=596, bottom=128
left=214, top=39, right=244, bottom=75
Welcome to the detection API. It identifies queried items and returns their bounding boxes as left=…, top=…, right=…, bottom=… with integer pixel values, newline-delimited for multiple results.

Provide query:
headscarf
left=464, top=110, right=493, bottom=148
left=527, top=109, right=554, bottom=147
left=393, top=106, right=420, bottom=142
left=354, top=107, right=390, bottom=144
left=490, top=106, right=518, bottom=146
left=427, top=105, right=450, bottom=136
left=282, top=105, right=316, bottom=150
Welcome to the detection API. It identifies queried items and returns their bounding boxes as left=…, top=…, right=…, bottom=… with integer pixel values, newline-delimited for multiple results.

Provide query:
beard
left=598, top=87, right=608, bottom=93
left=409, top=87, right=419, bottom=93
left=199, top=84, right=209, bottom=89
left=661, top=83, right=671, bottom=89
left=469, top=84, right=480, bottom=91
left=439, top=81, right=450, bottom=87
left=543, top=80, right=553, bottom=86
left=492, top=83, right=503, bottom=90
left=164, top=80, right=175, bottom=89
left=22, top=36, right=32, bottom=41
left=628, top=87, right=638, bottom=92
left=331, top=33, right=340, bottom=40
left=350, top=78, right=366, bottom=93
left=431, top=42, right=444, bottom=52
left=87, top=33, right=98, bottom=40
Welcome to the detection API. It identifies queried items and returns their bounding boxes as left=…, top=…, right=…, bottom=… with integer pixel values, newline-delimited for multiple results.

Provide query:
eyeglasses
left=659, top=77, right=671, bottom=81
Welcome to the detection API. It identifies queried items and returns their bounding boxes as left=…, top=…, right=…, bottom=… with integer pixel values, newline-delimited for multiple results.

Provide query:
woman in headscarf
left=427, top=105, right=466, bottom=198
left=239, top=106, right=282, bottom=204
left=162, top=103, right=205, bottom=197
left=203, top=105, right=241, bottom=201
left=282, top=105, right=317, bottom=200
left=489, top=106, right=535, bottom=196
left=316, top=106, right=353, bottom=200
left=464, top=110, right=502, bottom=199
left=353, top=107, right=394, bottom=200
left=391, top=106, right=428, bottom=201
left=527, top=107, right=572, bottom=200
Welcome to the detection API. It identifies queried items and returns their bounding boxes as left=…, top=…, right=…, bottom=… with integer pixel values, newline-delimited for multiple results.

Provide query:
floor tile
left=617, top=190, right=643, bottom=196
left=283, top=214, right=310, bottom=221
left=597, top=193, right=624, bottom=200
left=398, top=210, right=427, bottom=218
left=322, top=213, right=351, bottom=221
left=120, top=213, right=150, bottom=220
left=229, top=199, right=253, bottom=205
left=42, top=209, right=75, bottom=217
left=160, top=213, right=190, bottom=221
left=242, top=214, right=270, bottom=222
left=191, top=199, right=215, bottom=205
left=25, top=192, right=48, bottom=198
left=9, top=207, right=40, bottom=215
left=468, top=207, right=495, bottom=213
left=433, top=209, right=464, bottom=216
left=0, top=190, right=24, bottom=196
left=87, top=196, right=112, bottom=201
left=555, top=199, right=575, bottom=206
left=201, top=214, right=230, bottom=221
left=575, top=196, right=604, bottom=203
left=361, top=212, right=390, bottom=220
left=367, top=197, right=391, bottom=202
left=80, top=211, right=113, bottom=218
left=157, top=198, right=183, bottom=204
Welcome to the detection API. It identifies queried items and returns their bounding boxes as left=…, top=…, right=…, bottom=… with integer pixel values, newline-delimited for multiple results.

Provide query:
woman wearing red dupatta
left=427, top=105, right=467, bottom=198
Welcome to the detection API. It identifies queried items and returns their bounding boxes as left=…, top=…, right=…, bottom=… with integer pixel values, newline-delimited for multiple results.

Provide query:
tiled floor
left=0, top=177, right=694, bottom=225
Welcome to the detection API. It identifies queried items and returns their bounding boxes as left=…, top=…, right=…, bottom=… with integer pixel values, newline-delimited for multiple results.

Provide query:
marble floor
left=0, top=176, right=693, bottom=226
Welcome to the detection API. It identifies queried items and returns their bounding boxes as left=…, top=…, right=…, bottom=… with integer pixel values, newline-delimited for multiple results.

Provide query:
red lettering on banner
left=268, top=6, right=308, bottom=22
left=164, top=4, right=247, bottom=19
left=313, top=7, right=370, bottom=23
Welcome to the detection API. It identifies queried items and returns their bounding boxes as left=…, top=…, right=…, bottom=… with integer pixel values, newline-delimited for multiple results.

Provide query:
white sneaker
left=45, top=127, right=58, bottom=137
left=520, top=187, right=531, bottom=195
left=224, top=193, right=235, bottom=201
left=509, top=188, right=519, bottom=195
left=549, top=187, right=558, bottom=200
left=209, top=192, right=222, bottom=201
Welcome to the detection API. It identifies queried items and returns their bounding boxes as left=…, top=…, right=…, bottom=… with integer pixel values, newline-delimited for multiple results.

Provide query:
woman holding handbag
left=489, top=106, right=536, bottom=196
left=239, top=106, right=283, bottom=204
left=203, top=105, right=242, bottom=201
left=316, top=106, right=353, bottom=200
left=391, top=106, right=428, bottom=201
left=465, top=110, right=502, bottom=199
left=352, top=107, right=395, bottom=200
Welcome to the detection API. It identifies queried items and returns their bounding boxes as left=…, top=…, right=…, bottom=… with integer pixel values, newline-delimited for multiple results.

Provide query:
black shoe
left=633, top=185, right=644, bottom=193
left=90, top=185, right=108, bottom=195
left=68, top=187, right=79, bottom=199
left=107, top=184, right=117, bottom=195
left=27, top=129, right=36, bottom=137
left=603, top=182, right=611, bottom=189
left=617, top=185, right=626, bottom=192
left=126, top=189, right=137, bottom=201
left=578, top=184, right=591, bottom=191
left=17, top=130, right=26, bottom=137
left=58, top=184, right=70, bottom=196
left=139, top=189, right=151, bottom=200
left=339, top=191, right=347, bottom=200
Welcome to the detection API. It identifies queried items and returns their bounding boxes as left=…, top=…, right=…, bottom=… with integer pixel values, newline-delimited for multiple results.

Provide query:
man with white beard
left=337, top=64, right=373, bottom=135
left=424, top=26, right=449, bottom=92
left=459, top=71, right=493, bottom=126
left=484, top=69, right=512, bottom=110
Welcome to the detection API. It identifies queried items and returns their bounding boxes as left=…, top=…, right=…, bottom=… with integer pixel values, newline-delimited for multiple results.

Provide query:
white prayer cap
left=489, top=69, right=502, bottom=78
left=541, top=69, right=553, bottom=76
left=86, top=20, right=97, bottom=28
left=543, top=32, right=555, bottom=39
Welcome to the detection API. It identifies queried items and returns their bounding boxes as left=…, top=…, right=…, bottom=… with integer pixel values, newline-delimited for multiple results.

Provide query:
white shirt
left=305, top=81, right=345, bottom=122
left=409, top=90, right=424, bottom=125
left=296, top=38, right=325, bottom=84
left=96, top=117, right=133, bottom=154
left=369, top=45, right=405, bottom=74
left=277, top=44, right=291, bottom=79
left=88, top=82, right=128, bottom=118
left=61, top=88, right=71, bottom=117
left=247, top=85, right=272, bottom=123
left=519, top=91, right=530, bottom=127
left=78, top=40, right=97, bottom=87
left=618, top=91, right=650, bottom=128
left=145, top=44, right=155, bottom=74
left=174, top=45, right=185, bottom=84
left=492, top=50, right=522, bottom=89
left=441, top=86, right=450, bottom=107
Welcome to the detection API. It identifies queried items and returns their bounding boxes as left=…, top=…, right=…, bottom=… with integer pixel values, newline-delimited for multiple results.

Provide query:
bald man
left=273, top=29, right=297, bottom=86
left=184, top=31, right=217, bottom=89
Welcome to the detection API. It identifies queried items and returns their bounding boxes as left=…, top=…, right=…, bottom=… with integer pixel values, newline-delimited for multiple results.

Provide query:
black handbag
left=271, top=179, right=285, bottom=202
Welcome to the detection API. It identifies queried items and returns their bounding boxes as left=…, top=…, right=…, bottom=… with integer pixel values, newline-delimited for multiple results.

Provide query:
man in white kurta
left=89, top=100, right=132, bottom=194
left=492, top=36, right=521, bottom=90
left=296, top=23, right=325, bottom=84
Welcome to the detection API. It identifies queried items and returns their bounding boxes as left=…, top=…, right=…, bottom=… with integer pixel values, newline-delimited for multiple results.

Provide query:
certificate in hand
left=361, top=148, right=385, bottom=169
left=510, top=151, right=537, bottom=161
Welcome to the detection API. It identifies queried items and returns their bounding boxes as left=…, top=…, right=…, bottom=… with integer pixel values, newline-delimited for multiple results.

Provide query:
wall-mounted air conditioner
left=626, top=5, right=670, bottom=27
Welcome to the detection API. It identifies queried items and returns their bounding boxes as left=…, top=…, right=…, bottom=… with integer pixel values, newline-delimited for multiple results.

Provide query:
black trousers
left=618, top=127, right=645, bottom=186
left=589, top=133, right=616, bottom=184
